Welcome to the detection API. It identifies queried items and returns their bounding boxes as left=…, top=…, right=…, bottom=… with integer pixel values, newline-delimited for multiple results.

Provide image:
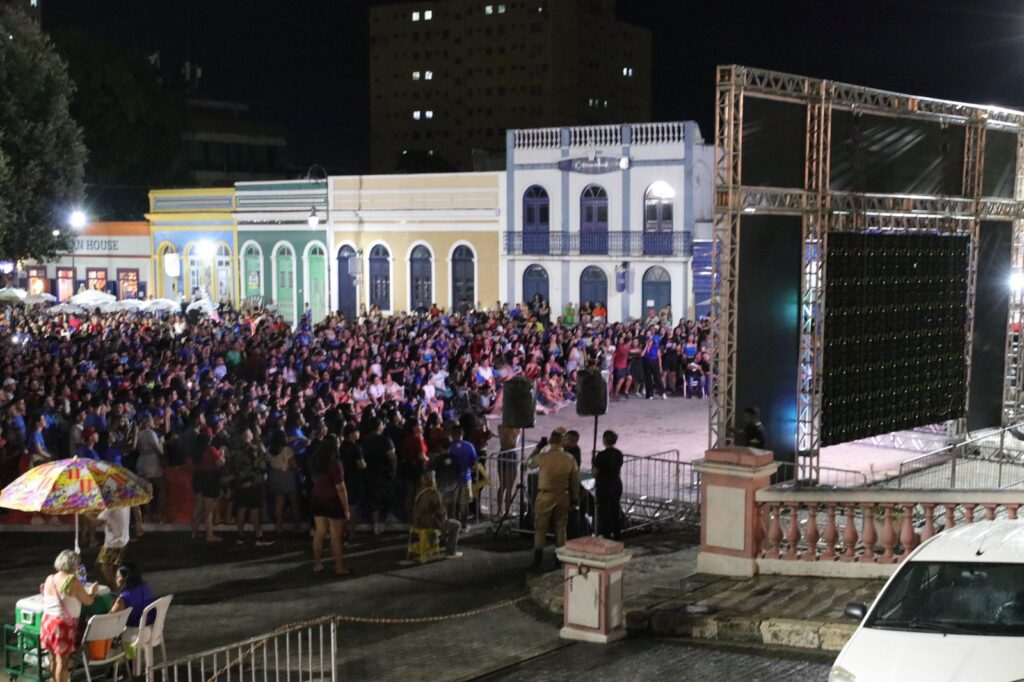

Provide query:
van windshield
left=867, top=561, right=1024, bottom=636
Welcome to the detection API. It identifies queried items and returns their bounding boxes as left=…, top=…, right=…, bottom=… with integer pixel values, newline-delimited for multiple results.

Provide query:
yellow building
left=146, top=188, right=238, bottom=302
left=328, top=172, right=504, bottom=316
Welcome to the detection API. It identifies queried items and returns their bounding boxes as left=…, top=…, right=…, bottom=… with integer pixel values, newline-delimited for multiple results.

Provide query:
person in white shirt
left=97, top=506, right=131, bottom=587
left=135, top=415, right=166, bottom=523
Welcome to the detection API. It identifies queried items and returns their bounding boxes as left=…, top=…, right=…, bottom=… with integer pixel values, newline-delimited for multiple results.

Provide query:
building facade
left=235, top=180, right=329, bottom=325
left=22, top=222, right=152, bottom=301
left=504, top=121, right=714, bottom=323
left=328, top=172, right=504, bottom=318
left=146, top=188, right=238, bottom=303
left=369, top=0, right=651, bottom=172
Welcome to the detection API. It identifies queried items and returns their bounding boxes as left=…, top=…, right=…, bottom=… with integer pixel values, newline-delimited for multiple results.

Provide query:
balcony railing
left=504, top=231, right=692, bottom=257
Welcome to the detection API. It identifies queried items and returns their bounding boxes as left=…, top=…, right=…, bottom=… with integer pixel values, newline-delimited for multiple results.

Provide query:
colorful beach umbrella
left=0, top=458, right=152, bottom=552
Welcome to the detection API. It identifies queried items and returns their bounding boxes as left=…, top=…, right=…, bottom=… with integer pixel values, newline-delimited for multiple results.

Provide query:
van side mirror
left=844, top=601, right=867, bottom=621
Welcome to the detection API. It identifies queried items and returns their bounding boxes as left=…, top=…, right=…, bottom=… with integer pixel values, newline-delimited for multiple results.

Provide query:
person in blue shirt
left=76, top=428, right=101, bottom=460
left=440, top=425, right=478, bottom=519
left=28, top=414, right=52, bottom=466
left=642, top=331, right=666, bottom=400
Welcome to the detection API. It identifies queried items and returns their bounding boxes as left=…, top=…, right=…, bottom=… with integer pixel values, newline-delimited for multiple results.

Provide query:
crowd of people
left=0, top=295, right=711, bottom=555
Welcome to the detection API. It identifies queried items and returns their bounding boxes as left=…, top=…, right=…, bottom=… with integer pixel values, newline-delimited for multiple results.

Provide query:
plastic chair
left=124, top=594, right=174, bottom=677
left=406, top=528, right=442, bottom=564
left=79, top=608, right=132, bottom=682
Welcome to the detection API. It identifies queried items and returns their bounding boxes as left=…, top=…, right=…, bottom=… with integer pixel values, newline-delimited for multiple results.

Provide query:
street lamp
left=307, top=208, right=319, bottom=228
left=51, top=229, right=60, bottom=238
left=67, top=209, right=87, bottom=291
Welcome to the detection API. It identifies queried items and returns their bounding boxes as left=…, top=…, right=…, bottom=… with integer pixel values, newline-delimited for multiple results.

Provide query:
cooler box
left=15, top=595, right=43, bottom=635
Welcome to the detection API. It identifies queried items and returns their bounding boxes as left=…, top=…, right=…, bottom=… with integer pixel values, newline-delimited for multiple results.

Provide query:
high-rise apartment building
left=369, top=0, right=651, bottom=172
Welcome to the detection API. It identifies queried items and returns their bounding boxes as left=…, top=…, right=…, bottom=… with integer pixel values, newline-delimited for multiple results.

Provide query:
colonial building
left=235, top=180, right=329, bottom=325
left=22, top=222, right=152, bottom=301
left=146, top=188, right=237, bottom=303
left=327, top=172, right=504, bottom=317
left=503, top=121, right=714, bottom=322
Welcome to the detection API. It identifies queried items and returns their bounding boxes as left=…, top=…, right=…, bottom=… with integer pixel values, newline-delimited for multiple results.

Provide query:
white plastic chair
left=124, top=594, right=174, bottom=677
left=79, top=608, right=132, bottom=682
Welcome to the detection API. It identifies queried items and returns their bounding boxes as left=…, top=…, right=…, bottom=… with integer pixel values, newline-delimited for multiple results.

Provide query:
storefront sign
left=73, top=238, right=121, bottom=252
left=557, top=156, right=628, bottom=174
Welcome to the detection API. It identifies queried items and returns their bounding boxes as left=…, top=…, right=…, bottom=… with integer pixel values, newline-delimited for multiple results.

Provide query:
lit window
left=412, top=10, right=420, bottom=21
left=425, top=70, right=433, bottom=80
left=424, top=9, right=432, bottom=20
left=425, top=110, right=434, bottom=119
left=603, top=100, right=608, bottom=108
left=428, top=150, right=435, bottom=157
left=413, top=110, right=422, bottom=120
left=622, top=67, right=633, bottom=77
left=485, top=5, right=493, bottom=14
left=498, top=3, right=506, bottom=12
left=412, top=71, right=421, bottom=80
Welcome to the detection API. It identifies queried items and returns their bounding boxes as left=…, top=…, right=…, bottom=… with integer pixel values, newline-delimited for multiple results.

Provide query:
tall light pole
left=68, top=209, right=86, bottom=290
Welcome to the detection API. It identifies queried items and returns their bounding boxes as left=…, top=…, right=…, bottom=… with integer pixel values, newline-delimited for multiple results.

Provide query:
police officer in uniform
left=527, top=430, right=580, bottom=569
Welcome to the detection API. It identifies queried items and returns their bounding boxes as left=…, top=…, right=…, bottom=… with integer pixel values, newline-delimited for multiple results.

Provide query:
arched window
left=185, top=243, right=209, bottom=297
left=409, top=244, right=432, bottom=311
left=306, top=243, right=327, bottom=323
left=369, top=244, right=391, bottom=310
left=522, top=264, right=549, bottom=304
left=644, top=181, right=675, bottom=255
left=336, top=245, right=357, bottom=319
left=242, top=243, right=263, bottom=300
left=580, top=184, right=608, bottom=255
left=642, top=266, right=671, bottom=320
left=215, top=244, right=232, bottom=303
left=579, top=266, right=608, bottom=308
left=522, top=185, right=550, bottom=255
left=273, top=243, right=297, bottom=324
left=451, top=245, right=475, bottom=314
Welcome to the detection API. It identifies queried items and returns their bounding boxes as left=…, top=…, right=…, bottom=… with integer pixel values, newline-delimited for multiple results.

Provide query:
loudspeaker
left=502, top=376, right=536, bottom=428
left=576, top=368, right=608, bottom=417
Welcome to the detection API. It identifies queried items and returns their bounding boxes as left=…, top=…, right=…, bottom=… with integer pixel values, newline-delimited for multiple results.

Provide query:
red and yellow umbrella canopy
left=0, top=458, right=152, bottom=515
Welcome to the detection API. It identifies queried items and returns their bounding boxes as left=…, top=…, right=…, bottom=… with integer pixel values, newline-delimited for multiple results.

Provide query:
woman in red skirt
left=41, top=550, right=99, bottom=682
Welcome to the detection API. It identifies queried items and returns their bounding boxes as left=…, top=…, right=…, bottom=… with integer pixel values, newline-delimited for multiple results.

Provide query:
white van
left=831, top=520, right=1024, bottom=682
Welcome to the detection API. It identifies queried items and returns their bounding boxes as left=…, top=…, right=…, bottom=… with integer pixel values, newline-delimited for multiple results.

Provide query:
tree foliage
left=0, top=6, right=86, bottom=262
left=52, top=31, right=190, bottom=220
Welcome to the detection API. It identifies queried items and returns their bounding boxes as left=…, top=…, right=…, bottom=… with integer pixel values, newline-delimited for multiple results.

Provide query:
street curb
left=527, top=574, right=857, bottom=653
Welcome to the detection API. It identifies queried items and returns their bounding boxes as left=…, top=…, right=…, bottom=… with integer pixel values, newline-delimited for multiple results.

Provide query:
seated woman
left=110, top=562, right=155, bottom=629
left=41, top=550, right=99, bottom=682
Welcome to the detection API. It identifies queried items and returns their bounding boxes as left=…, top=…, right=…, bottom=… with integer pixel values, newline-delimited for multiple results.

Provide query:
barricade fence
left=471, top=445, right=699, bottom=534
left=146, top=617, right=336, bottom=682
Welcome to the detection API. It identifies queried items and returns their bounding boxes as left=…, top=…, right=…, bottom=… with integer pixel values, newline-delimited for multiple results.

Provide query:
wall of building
left=328, top=171, right=504, bottom=315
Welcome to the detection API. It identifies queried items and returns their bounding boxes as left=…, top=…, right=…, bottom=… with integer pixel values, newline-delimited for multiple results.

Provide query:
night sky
left=41, top=0, right=1024, bottom=173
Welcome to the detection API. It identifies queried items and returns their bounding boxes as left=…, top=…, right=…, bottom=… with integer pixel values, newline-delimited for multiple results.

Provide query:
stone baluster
left=898, top=504, right=918, bottom=561
left=784, top=504, right=802, bottom=560
left=766, top=504, right=783, bottom=559
left=879, top=504, right=897, bottom=563
left=754, top=503, right=767, bottom=555
left=920, top=504, right=936, bottom=543
left=1009, top=504, right=1019, bottom=520
left=840, top=504, right=859, bottom=562
left=821, top=504, right=839, bottom=561
left=964, top=504, right=976, bottom=523
left=944, top=503, right=956, bottom=531
left=859, top=503, right=878, bottom=562
left=802, top=504, right=820, bottom=561
left=984, top=504, right=997, bottom=521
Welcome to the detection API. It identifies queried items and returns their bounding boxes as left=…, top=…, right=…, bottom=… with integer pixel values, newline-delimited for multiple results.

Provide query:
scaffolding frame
left=710, top=65, right=1024, bottom=478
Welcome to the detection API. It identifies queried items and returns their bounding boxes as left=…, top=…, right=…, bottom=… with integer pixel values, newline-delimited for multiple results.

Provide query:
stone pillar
left=555, top=537, right=632, bottom=644
left=694, top=446, right=778, bottom=577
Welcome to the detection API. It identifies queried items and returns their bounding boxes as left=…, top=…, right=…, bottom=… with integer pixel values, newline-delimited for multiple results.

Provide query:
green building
left=234, top=180, right=329, bottom=325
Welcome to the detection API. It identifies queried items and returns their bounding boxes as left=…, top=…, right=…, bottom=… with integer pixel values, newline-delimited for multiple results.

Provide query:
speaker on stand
left=492, top=376, right=536, bottom=537
left=576, top=369, right=607, bottom=536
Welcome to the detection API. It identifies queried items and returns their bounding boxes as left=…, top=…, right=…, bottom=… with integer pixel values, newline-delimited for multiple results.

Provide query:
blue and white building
left=502, top=122, right=714, bottom=322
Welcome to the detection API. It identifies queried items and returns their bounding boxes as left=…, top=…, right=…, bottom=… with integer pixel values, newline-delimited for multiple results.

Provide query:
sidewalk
left=528, top=543, right=885, bottom=653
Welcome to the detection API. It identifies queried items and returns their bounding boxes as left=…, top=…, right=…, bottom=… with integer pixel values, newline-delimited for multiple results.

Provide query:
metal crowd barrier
left=471, top=445, right=699, bottom=534
left=146, top=617, right=336, bottom=682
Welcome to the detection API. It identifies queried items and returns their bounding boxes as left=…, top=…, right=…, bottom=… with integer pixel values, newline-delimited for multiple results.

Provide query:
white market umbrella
left=101, top=299, right=146, bottom=313
left=69, top=289, right=115, bottom=307
left=25, top=293, right=57, bottom=305
left=186, top=298, right=218, bottom=317
left=0, top=287, right=27, bottom=303
left=143, top=298, right=180, bottom=313
left=47, top=302, right=84, bottom=315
